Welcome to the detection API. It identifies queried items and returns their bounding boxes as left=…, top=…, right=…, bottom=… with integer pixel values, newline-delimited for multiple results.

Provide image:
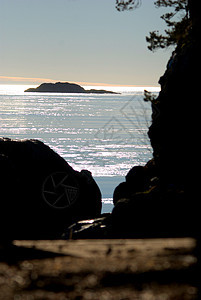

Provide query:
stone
left=63, top=182, right=194, bottom=239
left=113, top=165, right=151, bottom=205
left=63, top=214, right=112, bottom=239
left=0, top=138, right=101, bottom=239
left=111, top=185, right=195, bottom=238
left=113, top=182, right=131, bottom=206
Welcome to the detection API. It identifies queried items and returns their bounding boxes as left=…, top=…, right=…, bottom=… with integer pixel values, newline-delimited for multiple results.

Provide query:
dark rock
left=112, top=185, right=193, bottom=238
left=64, top=3, right=200, bottom=242
left=148, top=41, right=199, bottom=190
left=0, top=138, right=101, bottom=239
left=126, top=165, right=150, bottom=192
left=111, top=190, right=161, bottom=238
left=113, top=182, right=131, bottom=206
left=63, top=214, right=112, bottom=239
left=63, top=183, right=195, bottom=239
left=113, top=163, right=156, bottom=205
left=126, top=166, right=146, bottom=185
left=144, top=158, right=159, bottom=180
left=24, top=82, right=119, bottom=94
left=147, top=30, right=199, bottom=240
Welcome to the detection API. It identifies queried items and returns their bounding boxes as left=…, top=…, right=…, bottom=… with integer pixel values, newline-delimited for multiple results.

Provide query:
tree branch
left=115, top=0, right=142, bottom=12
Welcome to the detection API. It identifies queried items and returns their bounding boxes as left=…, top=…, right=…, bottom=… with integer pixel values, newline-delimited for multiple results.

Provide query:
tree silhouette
left=116, top=0, right=191, bottom=51
left=115, top=0, right=142, bottom=11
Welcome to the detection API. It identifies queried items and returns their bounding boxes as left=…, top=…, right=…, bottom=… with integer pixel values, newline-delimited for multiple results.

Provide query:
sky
left=0, top=0, right=173, bottom=86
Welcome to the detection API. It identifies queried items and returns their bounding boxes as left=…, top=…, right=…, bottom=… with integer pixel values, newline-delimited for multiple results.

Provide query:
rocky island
left=24, top=82, right=119, bottom=94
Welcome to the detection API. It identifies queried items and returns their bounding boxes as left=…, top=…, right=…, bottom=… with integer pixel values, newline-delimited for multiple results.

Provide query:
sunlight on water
left=0, top=84, right=156, bottom=212
left=0, top=84, right=36, bottom=95
left=0, top=85, right=154, bottom=175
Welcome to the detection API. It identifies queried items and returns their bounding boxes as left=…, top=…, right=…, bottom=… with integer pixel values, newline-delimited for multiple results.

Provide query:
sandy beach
left=0, top=238, right=198, bottom=300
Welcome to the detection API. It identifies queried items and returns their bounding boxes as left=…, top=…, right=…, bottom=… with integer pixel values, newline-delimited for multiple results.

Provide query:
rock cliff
left=64, top=2, right=200, bottom=240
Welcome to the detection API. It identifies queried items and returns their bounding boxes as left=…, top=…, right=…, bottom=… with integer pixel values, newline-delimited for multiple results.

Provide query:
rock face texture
left=148, top=44, right=198, bottom=189
left=107, top=38, right=199, bottom=238
left=147, top=2, right=200, bottom=238
left=24, top=82, right=118, bottom=94
left=0, top=138, right=101, bottom=240
left=149, top=1, right=200, bottom=189
left=114, top=3, right=200, bottom=239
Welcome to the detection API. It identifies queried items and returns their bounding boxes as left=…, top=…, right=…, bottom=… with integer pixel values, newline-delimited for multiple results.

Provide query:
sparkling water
left=0, top=85, right=159, bottom=213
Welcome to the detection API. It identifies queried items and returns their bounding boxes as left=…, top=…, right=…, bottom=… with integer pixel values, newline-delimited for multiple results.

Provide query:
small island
left=24, top=82, right=119, bottom=94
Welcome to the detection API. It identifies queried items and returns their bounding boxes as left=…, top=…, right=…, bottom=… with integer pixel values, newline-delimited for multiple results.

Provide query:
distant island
left=24, top=82, right=119, bottom=94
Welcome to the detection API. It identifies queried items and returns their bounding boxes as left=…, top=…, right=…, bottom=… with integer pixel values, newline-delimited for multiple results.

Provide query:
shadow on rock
left=0, top=138, right=101, bottom=240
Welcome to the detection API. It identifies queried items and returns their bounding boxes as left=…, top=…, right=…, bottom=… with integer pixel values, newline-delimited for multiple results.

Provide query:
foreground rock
left=113, top=160, right=158, bottom=205
left=0, top=138, right=101, bottom=240
left=24, top=82, right=119, bottom=94
left=147, top=2, right=200, bottom=241
left=64, top=158, right=195, bottom=239
left=65, top=190, right=192, bottom=240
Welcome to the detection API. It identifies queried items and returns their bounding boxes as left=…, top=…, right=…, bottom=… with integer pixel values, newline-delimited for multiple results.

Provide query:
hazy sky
left=0, top=0, right=173, bottom=86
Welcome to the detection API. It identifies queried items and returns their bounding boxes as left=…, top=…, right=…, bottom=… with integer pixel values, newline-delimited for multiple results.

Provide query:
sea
left=0, top=84, right=160, bottom=213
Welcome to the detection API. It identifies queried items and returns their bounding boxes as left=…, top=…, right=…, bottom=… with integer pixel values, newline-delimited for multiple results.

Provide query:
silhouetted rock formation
left=0, top=138, right=101, bottom=240
left=24, top=82, right=119, bottom=94
left=64, top=13, right=200, bottom=239
left=113, top=165, right=150, bottom=205
left=147, top=3, right=200, bottom=239
left=63, top=157, right=189, bottom=239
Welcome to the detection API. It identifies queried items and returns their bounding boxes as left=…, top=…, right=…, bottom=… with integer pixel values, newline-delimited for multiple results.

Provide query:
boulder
left=113, top=182, right=131, bottom=206
left=125, top=165, right=148, bottom=186
left=0, top=138, right=101, bottom=240
left=113, top=164, right=154, bottom=205
left=65, top=184, right=191, bottom=239
left=111, top=186, right=193, bottom=238
left=63, top=214, right=112, bottom=239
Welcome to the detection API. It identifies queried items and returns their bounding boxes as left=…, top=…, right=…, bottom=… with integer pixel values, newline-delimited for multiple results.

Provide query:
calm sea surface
left=0, top=85, right=159, bottom=213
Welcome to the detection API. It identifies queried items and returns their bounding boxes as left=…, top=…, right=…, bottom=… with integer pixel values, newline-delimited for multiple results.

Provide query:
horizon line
left=0, top=75, right=159, bottom=87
